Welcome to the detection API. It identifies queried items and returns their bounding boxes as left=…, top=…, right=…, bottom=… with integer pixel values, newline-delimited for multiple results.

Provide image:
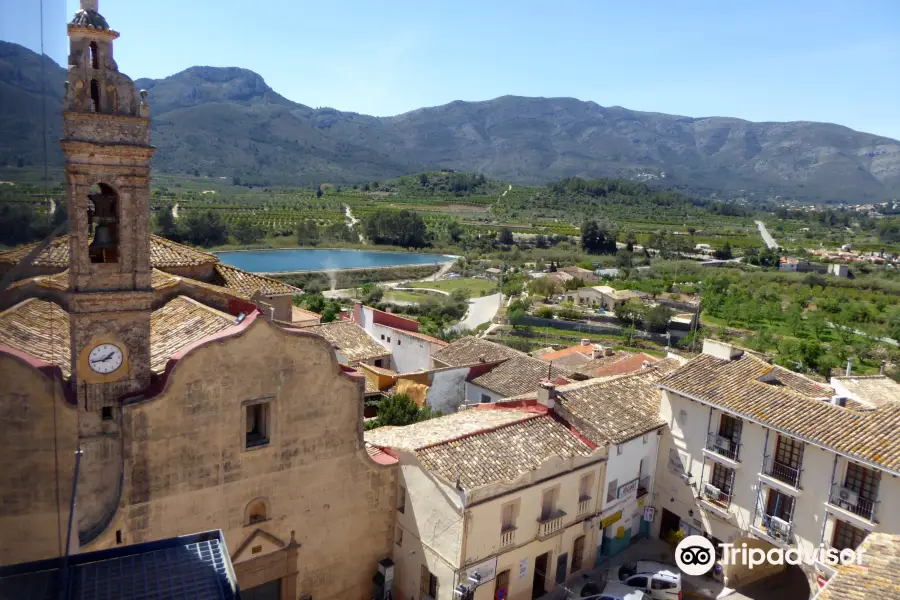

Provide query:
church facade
left=0, top=3, right=397, bottom=599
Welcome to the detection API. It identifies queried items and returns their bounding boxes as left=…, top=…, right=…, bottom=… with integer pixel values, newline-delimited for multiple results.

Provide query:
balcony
left=759, top=457, right=803, bottom=495
left=577, top=498, right=592, bottom=518
left=699, top=482, right=732, bottom=518
left=537, top=510, right=566, bottom=540
left=826, top=484, right=878, bottom=529
left=703, top=432, right=742, bottom=467
left=752, top=513, right=794, bottom=547
left=500, top=527, right=516, bottom=550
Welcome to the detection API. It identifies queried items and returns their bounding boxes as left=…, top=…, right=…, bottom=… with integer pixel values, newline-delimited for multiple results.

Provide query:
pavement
left=454, top=293, right=502, bottom=332
left=755, top=220, right=778, bottom=250
left=538, top=538, right=809, bottom=600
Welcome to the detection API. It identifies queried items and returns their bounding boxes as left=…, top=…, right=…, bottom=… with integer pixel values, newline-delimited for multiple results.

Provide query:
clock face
left=88, top=343, right=124, bottom=374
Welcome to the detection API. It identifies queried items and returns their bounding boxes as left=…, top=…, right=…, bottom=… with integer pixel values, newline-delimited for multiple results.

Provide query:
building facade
left=653, top=340, right=900, bottom=593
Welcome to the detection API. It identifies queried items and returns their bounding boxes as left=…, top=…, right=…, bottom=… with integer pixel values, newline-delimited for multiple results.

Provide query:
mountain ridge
left=1, top=41, right=898, bottom=202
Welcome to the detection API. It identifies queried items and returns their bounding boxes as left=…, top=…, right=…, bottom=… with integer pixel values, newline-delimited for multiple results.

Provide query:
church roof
left=69, top=9, right=111, bottom=31
left=0, top=296, right=239, bottom=378
left=212, top=264, right=299, bottom=297
left=0, top=234, right=220, bottom=270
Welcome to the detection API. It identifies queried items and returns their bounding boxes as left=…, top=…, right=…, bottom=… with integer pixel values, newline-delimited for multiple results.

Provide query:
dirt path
left=344, top=205, right=364, bottom=243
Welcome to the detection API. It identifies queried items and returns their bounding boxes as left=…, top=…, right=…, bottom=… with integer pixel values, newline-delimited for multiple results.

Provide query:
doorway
left=242, top=579, right=281, bottom=600
left=660, top=508, right=681, bottom=539
left=532, top=552, right=550, bottom=599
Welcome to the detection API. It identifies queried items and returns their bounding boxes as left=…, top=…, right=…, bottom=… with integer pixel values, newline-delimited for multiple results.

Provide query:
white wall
left=369, top=322, right=433, bottom=373
left=426, top=368, right=469, bottom=414
left=601, top=430, right=660, bottom=538
left=465, top=382, right=504, bottom=405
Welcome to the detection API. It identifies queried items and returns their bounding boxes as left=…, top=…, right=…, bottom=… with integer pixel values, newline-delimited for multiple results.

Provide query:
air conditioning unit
left=838, top=487, right=859, bottom=506
left=715, top=436, right=733, bottom=452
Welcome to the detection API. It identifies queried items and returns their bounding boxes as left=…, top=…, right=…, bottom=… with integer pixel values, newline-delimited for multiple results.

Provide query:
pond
left=215, top=248, right=454, bottom=273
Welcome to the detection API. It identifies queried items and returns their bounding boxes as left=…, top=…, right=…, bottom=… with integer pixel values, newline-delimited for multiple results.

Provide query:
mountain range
left=2, top=40, right=899, bottom=203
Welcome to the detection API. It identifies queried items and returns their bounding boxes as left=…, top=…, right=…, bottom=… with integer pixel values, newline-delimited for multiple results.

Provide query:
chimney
left=642, top=360, right=652, bottom=369
left=591, top=344, right=612, bottom=359
left=881, top=361, right=887, bottom=375
left=846, top=358, right=852, bottom=377
left=537, top=379, right=557, bottom=410
left=581, top=338, right=591, bottom=347
left=702, top=339, right=744, bottom=361
left=831, top=395, right=848, bottom=408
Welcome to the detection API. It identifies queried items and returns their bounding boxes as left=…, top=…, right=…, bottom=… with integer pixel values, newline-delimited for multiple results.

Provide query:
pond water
left=215, top=248, right=453, bottom=273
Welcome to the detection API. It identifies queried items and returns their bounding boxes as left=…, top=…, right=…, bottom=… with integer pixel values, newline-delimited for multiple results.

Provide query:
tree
left=615, top=298, right=646, bottom=327
left=153, top=203, right=179, bottom=240
left=507, top=306, right=526, bottom=328
left=498, top=227, right=514, bottom=245
left=713, top=242, right=733, bottom=260
left=534, top=306, right=555, bottom=319
left=367, top=393, right=440, bottom=429
left=534, top=234, right=548, bottom=249
left=316, top=185, right=323, bottom=198
left=362, top=209, right=428, bottom=248
left=230, top=219, right=265, bottom=245
left=644, top=304, right=673, bottom=333
left=359, top=283, right=384, bottom=305
left=295, top=219, right=320, bottom=246
left=527, top=276, right=561, bottom=300
left=181, top=209, right=228, bottom=247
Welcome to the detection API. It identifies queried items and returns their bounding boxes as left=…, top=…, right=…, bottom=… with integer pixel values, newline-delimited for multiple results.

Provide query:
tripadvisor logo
left=675, top=535, right=864, bottom=576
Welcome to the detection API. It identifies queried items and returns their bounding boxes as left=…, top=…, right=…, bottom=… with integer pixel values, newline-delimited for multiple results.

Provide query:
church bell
left=90, top=224, right=116, bottom=249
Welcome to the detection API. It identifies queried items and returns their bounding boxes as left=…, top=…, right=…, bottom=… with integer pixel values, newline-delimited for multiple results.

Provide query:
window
left=765, top=489, right=794, bottom=522
left=832, top=519, right=867, bottom=552
left=101, top=406, right=113, bottom=420
left=386, top=336, right=391, bottom=343
left=718, top=414, right=742, bottom=443
left=606, top=479, right=618, bottom=502
left=397, top=338, right=401, bottom=345
left=244, top=399, right=272, bottom=449
left=625, top=576, right=649, bottom=589
left=480, top=393, right=491, bottom=403
left=115, top=530, right=122, bottom=544
left=87, top=183, right=120, bottom=263
left=380, top=334, right=385, bottom=340
left=420, top=565, right=438, bottom=600
left=844, top=462, right=881, bottom=502
left=540, top=487, right=558, bottom=520
left=710, top=463, right=734, bottom=494
left=501, top=501, right=518, bottom=531
left=398, top=486, right=406, bottom=513
left=396, top=526, right=403, bottom=546
left=774, top=435, right=803, bottom=471
left=90, top=78, right=100, bottom=113
left=651, top=578, right=678, bottom=590
left=578, top=474, right=593, bottom=501
left=246, top=498, right=268, bottom=525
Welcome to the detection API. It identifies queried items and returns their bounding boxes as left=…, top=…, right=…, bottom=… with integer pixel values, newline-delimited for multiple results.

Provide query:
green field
left=407, top=278, right=498, bottom=296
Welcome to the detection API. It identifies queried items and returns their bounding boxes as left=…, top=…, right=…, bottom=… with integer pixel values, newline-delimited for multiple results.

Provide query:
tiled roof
left=381, top=324, right=448, bottom=347
left=366, top=443, right=399, bottom=465
left=659, top=352, right=900, bottom=475
left=302, top=321, right=390, bottom=363
left=587, top=353, right=660, bottom=378
left=816, top=532, right=900, bottom=600
left=570, top=352, right=633, bottom=375
left=0, top=235, right=220, bottom=269
left=431, top=336, right=523, bottom=367
left=212, top=264, right=300, bottom=297
left=149, top=296, right=236, bottom=372
left=556, top=365, right=678, bottom=445
left=469, top=354, right=573, bottom=397
left=364, top=409, right=532, bottom=451
left=537, top=344, right=593, bottom=363
left=0, top=299, right=71, bottom=377
left=832, top=376, right=900, bottom=408
left=416, top=414, right=594, bottom=488
left=291, top=306, right=321, bottom=324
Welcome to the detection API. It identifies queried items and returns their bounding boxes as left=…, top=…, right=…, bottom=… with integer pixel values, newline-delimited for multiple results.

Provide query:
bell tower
left=63, top=0, right=155, bottom=409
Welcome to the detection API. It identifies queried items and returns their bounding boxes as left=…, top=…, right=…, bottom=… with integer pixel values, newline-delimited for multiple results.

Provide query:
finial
left=81, top=0, right=99, bottom=11
left=139, top=89, right=148, bottom=104
left=64, top=81, right=69, bottom=95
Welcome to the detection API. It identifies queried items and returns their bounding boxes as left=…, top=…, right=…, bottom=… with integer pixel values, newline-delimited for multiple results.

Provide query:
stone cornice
left=61, top=140, right=155, bottom=160
left=67, top=25, right=119, bottom=39
left=63, top=111, right=149, bottom=125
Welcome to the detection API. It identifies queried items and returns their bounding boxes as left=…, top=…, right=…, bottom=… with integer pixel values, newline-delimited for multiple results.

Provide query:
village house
left=0, top=5, right=398, bottom=598
left=557, top=265, right=599, bottom=283
left=654, top=340, right=900, bottom=593
left=365, top=401, right=608, bottom=600
left=354, top=303, right=448, bottom=373
left=571, top=285, right=643, bottom=311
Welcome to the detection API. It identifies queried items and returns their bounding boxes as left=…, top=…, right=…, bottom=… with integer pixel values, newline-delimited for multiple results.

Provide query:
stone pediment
left=231, top=528, right=298, bottom=563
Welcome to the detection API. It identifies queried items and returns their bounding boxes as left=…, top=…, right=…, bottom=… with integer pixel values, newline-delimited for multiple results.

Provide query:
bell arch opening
left=89, top=42, right=99, bottom=69
left=87, top=183, right=119, bottom=263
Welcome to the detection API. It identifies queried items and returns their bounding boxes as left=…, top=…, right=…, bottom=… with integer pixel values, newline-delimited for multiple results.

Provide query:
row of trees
left=361, top=209, right=428, bottom=248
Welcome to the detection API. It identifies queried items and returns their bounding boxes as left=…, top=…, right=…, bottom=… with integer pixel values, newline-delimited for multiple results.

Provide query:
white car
left=574, top=580, right=650, bottom=600
left=614, top=562, right=681, bottom=600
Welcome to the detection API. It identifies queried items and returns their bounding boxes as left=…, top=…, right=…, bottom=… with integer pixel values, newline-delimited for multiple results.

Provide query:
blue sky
left=4, top=0, right=899, bottom=139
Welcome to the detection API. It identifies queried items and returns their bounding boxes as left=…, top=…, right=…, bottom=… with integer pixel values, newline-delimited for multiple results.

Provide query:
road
left=755, top=220, right=778, bottom=249
left=454, top=293, right=502, bottom=332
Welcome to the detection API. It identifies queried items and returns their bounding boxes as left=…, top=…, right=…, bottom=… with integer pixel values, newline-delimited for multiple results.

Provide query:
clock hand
left=90, top=352, right=115, bottom=364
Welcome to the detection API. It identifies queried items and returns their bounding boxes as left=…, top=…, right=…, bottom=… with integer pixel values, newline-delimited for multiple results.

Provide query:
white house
left=354, top=304, right=448, bottom=373
left=653, top=340, right=900, bottom=594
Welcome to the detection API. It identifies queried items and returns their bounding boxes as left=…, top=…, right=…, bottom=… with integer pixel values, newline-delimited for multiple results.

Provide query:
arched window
left=90, top=79, right=100, bottom=113
left=89, top=42, right=99, bottom=69
left=244, top=497, right=270, bottom=525
left=87, top=183, right=119, bottom=263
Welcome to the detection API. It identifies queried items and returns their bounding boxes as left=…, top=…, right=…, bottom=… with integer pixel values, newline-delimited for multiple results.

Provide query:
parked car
left=613, top=562, right=681, bottom=600
left=573, top=580, right=650, bottom=600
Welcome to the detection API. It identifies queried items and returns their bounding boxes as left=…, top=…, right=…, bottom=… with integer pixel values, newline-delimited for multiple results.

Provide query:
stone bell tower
left=63, top=0, right=155, bottom=409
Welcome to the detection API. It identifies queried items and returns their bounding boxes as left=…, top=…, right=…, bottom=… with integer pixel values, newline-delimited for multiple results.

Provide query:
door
left=571, top=535, right=586, bottom=573
left=242, top=579, right=281, bottom=600
left=494, top=570, right=510, bottom=600
left=555, top=552, right=568, bottom=584
left=532, top=552, right=549, bottom=599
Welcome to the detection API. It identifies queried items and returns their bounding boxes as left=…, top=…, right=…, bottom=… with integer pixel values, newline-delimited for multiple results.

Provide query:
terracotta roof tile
left=212, top=264, right=300, bottom=297
left=570, top=352, right=633, bottom=375
left=416, top=414, right=594, bottom=488
left=290, top=306, right=321, bottom=324
left=660, top=352, right=900, bottom=475
left=816, top=532, right=900, bottom=600
left=0, top=299, right=71, bottom=377
left=469, top=354, right=573, bottom=398
left=149, top=296, right=236, bottom=372
left=431, top=337, right=523, bottom=367
left=302, top=321, right=390, bottom=363
left=0, top=235, right=219, bottom=270
left=538, top=344, right=593, bottom=363
left=588, top=353, right=660, bottom=378
left=364, top=409, right=532, bottom=451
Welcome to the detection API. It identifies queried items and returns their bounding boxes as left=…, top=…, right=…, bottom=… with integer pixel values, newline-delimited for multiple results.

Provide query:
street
left=454, top=293, right=502, bottom=332
left=755, top=220, right=778, bottom=250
